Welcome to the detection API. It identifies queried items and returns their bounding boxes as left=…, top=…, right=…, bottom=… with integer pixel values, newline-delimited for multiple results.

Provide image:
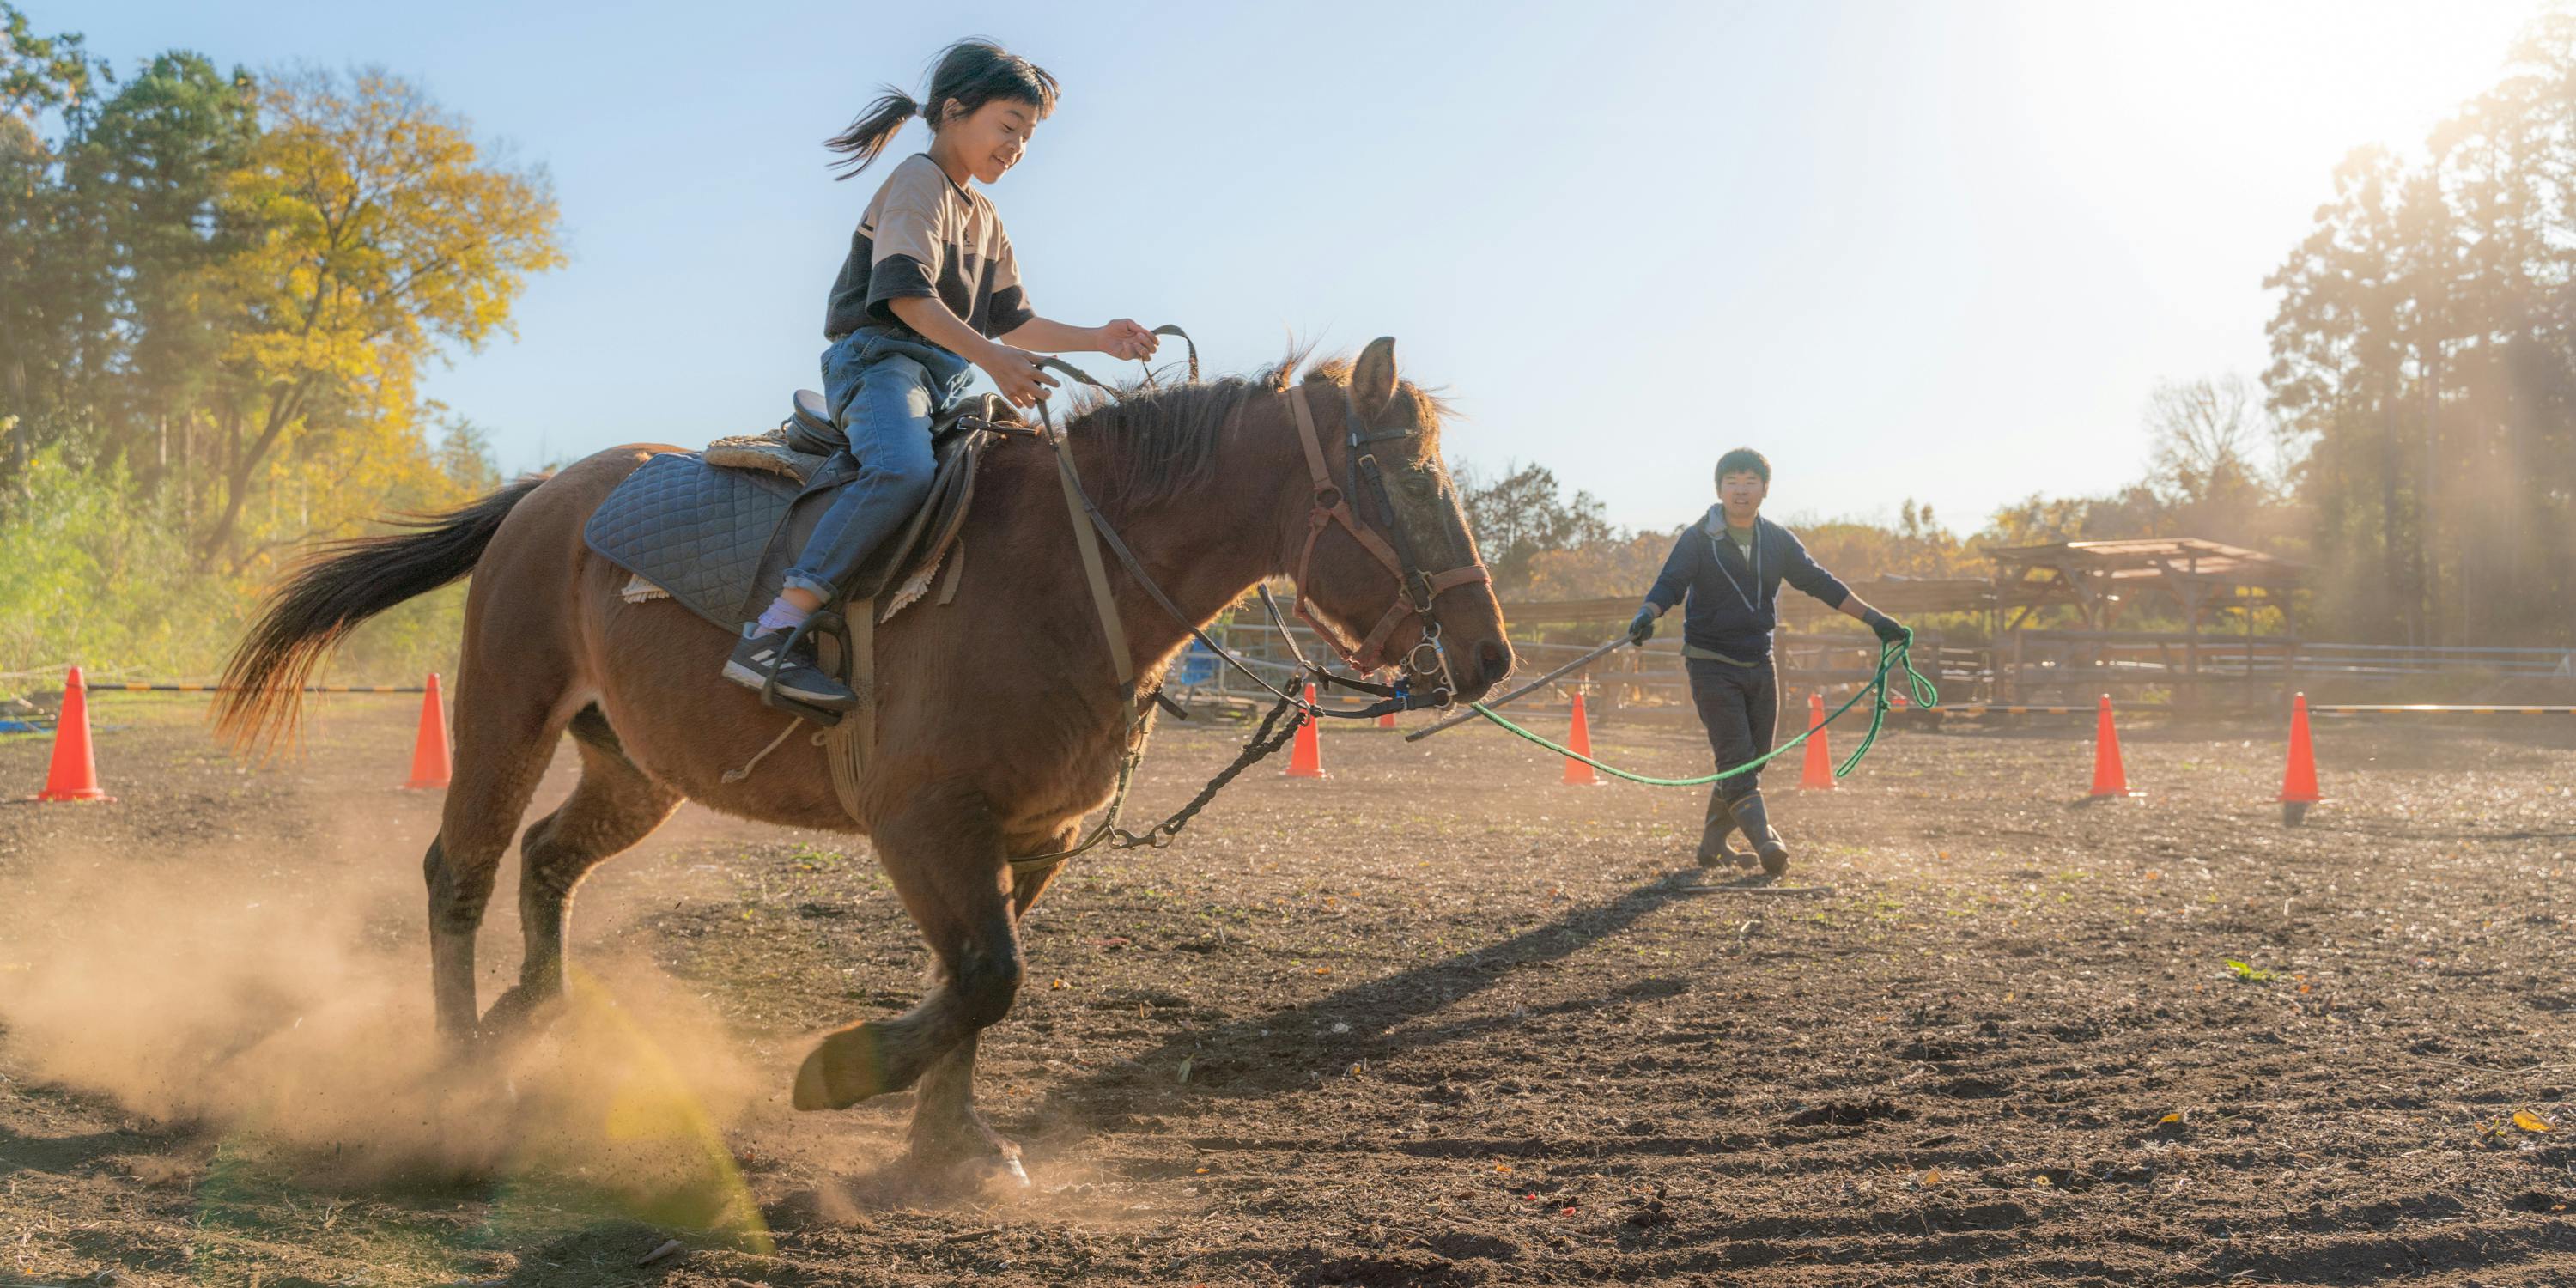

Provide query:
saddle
left=584, top=388, right=1035, bottom=813
left=585, top=390, right=1027, bottom=635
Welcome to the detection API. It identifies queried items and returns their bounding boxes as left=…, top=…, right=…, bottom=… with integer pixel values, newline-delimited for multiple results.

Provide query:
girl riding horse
left=730, top=39, right=1163, bottom=709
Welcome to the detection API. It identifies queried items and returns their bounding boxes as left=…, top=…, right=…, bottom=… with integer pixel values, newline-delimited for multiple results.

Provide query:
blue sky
left=43, top=0, right=2546, bottom=533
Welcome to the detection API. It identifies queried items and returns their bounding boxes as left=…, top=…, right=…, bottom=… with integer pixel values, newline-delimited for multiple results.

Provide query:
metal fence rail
left=1171, top=619, right=1902, bottom=716
left=1171, top=614, right=2573, bottom=722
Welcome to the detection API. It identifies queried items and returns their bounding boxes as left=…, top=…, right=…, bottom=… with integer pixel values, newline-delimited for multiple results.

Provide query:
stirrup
left=757, top=611, right=848, bottom=727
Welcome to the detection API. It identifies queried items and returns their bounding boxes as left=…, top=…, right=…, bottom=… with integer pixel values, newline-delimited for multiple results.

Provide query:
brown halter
left=1285, top=384, right=1492, bottom=677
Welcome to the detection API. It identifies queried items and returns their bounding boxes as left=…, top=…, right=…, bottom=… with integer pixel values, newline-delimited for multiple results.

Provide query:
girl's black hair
left=824, top=38, right=1060, bottom=179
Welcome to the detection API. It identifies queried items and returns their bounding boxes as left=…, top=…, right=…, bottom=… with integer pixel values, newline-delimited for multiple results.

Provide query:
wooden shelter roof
left=1988, top=538, right=2301, bottom=586
left=1358, top=539, right=2300, bottom=632
left=1988, top=538, right=2302, bottom=626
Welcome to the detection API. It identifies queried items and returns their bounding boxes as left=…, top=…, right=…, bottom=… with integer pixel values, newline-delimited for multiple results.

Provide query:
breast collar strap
left=1285, top=383, right=1491, bottom=673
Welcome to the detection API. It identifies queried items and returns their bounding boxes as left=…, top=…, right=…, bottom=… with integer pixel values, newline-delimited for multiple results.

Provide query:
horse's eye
left=1404, top=476, right=1432, bottom=499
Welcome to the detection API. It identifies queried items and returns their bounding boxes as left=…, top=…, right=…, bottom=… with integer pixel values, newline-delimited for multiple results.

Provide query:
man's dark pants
left=1688, top=656, right=1778, bottom=801
left=1688, top=657, right=1779, bottom=854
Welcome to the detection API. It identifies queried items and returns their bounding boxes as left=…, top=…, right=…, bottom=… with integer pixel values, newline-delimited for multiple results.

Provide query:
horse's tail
left=215, top=475, right=550, bottom=751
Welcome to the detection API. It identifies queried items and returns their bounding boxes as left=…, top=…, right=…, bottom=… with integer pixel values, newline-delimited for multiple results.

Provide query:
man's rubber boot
left=1728, top=790, right=1792, bottom=878
left=1694, top=783, right=1755, bottom=869
left=723, top=623, right=857, bottom=712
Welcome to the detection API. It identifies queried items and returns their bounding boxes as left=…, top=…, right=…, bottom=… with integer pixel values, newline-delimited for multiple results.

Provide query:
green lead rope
left=1464, top=637, right=1941, bottom=787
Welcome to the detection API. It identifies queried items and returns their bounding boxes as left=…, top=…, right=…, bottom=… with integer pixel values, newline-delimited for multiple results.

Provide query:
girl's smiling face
left=937, top=96, right=1039, bottom=185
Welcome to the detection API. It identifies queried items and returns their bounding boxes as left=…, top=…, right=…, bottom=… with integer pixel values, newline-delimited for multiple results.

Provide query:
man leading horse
left=1626, top=447, right=1911, bottom=875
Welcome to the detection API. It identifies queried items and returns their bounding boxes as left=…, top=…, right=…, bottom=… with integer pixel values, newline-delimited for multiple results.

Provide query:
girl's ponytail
left=825, top=39, right=1058, bottom=181
left=824, top=88, right=921, bottom=179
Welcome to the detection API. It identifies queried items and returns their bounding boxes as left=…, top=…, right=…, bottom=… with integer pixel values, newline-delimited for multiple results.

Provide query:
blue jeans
left=780, top=328, right=975, bottom=601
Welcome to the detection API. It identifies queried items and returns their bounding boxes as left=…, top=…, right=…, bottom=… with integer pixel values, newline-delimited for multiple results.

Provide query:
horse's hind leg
left=425, top=662, right=569, bottom=1048
left=481, top=705, right=682, bottom=1036
left=793, top=785, right=1020, bottom=1131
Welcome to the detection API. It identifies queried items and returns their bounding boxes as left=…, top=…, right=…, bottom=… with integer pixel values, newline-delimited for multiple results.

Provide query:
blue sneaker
left=722, top=623, right=855, bottom=711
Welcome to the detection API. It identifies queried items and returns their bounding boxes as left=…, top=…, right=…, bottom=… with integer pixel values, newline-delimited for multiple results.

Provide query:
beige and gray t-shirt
left=823, top=153, right=1035, bottom=342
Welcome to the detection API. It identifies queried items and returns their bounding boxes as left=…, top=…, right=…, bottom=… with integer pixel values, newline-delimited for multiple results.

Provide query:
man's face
left=1719, top=470, right=1768, bottom=521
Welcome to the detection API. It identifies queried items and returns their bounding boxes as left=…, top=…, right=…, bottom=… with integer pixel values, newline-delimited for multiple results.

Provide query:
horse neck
left=1078, top=399, right=1304, bottom=669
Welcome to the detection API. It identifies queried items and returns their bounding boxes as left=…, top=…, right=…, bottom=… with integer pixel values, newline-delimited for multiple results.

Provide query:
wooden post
left=2243, top=591, right=2256, bottom=711
left=2281, top=633, right=2296, bottom=708
left=2183, top=599, right=2201, bottom=712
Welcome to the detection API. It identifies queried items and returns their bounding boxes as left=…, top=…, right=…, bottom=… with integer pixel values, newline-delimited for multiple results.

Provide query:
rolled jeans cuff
left=781, top=570, right=838, bottom=600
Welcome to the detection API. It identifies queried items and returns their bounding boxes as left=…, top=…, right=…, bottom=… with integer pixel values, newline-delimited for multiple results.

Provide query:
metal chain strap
left=1109, top=693, right=1308, bottom=849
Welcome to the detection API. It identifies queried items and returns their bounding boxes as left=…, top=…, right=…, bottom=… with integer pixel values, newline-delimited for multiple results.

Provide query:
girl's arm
left=1000, top=316, right=1159, bottom=361
left=887, top=297, right=1056, bottom=408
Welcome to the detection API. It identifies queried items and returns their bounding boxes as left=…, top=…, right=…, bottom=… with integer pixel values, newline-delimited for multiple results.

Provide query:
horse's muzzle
left=1449, top=637, right=1514, bottom=703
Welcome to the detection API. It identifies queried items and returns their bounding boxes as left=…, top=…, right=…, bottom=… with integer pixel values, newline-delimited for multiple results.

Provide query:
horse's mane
left=1062, top=346, right=1449, bottom=510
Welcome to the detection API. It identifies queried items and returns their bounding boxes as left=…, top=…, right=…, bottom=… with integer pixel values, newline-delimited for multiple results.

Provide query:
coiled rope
left=1463, top=637, right=1940, bottom=786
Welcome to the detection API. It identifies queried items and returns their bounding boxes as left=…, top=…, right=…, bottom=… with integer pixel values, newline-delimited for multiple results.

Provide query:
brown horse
left=215, top=338, right=1510, bottom=1176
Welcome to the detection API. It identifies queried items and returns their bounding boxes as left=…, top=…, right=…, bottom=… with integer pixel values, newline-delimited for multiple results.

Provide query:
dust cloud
left=0, top=809, right=771, bottom=1237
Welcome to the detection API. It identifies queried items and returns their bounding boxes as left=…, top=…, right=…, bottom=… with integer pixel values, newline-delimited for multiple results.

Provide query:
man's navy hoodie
left=1643, top=507, right=1852, bottom=662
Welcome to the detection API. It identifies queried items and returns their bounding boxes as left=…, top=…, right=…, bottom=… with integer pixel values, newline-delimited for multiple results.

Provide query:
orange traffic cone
left=35, top=665, right=110, bottom=802
left=1285, top=683, right=1325, bottom=779
left=2087, top=693, right=2137, bottom=800
left=1799, top=691, right=1836, bottom=791
left=2278, top=691, right=2319, bottom=826
left=404, top=672, right=452, bottom=790
left=1378, top=708, right=1396, bottom=731
left=1561, top=691, right=1601, bottom=786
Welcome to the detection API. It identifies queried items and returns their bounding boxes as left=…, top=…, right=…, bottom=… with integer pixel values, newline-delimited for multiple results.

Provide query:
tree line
left=8, top=8, right=2571, bottom=684
left=1463, top=13, right=2576, bottom=649
left=1, top=6, right=557, bottom=677
left=2261, top=9, right=2576, bottom=647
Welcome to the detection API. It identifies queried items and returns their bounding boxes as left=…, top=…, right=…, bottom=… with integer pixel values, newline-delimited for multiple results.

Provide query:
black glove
left=1862, top=608, right=1911, bottom=647
left=1626, top=605, right=1659, bottom=646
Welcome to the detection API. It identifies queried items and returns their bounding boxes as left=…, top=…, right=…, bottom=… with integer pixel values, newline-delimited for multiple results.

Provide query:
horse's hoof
left=434, top=1024, right=482, bottom=1067
left=793, top=1024, right=904, bottom=1110
left=477, top=985, right=559, bottom=1048
left=908, top=1128, right=1028, bottom=1191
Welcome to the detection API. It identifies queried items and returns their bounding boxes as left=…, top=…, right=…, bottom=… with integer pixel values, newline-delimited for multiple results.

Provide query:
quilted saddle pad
left=583, top=429, right=988, bottom=632
left=584, top=453, right=811, bottom=629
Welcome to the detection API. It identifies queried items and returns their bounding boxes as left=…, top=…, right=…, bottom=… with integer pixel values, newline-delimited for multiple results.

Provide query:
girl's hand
left=1097, top=319, right=1159, bottom=361
left=977, top=343, right=1059, bottom=409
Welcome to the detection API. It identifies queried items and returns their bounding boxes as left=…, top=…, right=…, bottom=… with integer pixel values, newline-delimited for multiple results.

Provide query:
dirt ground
left=2, top=690, right=2573, bottom=1286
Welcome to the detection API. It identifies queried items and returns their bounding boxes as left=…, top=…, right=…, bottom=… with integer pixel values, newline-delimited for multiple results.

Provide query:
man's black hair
left=1715, top=447, right=1771, bottom=486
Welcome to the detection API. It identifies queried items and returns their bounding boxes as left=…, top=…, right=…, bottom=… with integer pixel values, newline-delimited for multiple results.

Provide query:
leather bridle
left=1025, top=338, right=1492, bottom=715
left=982, top=334, right=1494, bottom=871
left=1284, top=382, right=1491, bottom=698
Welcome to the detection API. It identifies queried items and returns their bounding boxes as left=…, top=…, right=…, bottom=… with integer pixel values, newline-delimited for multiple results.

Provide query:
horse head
left=1285, top=337, right=1513, bottom=703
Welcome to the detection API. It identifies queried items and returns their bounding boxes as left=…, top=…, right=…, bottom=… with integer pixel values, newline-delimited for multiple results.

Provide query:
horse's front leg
left=903, top=1031, right=1021, bottom=1182
left=902, top=821, right=1079, bottom=1182
left=793, top=786, right=1021, bottom=1130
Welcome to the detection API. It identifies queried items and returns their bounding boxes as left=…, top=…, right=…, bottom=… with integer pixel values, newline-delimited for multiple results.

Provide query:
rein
left=1030, top=339, right=1477, bottom=719
left=1004, top=332, right=1492, bottom=872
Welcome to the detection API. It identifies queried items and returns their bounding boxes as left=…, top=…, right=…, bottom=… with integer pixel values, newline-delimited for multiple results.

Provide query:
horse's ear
left=1352, top=337, right=1399, bottom=425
